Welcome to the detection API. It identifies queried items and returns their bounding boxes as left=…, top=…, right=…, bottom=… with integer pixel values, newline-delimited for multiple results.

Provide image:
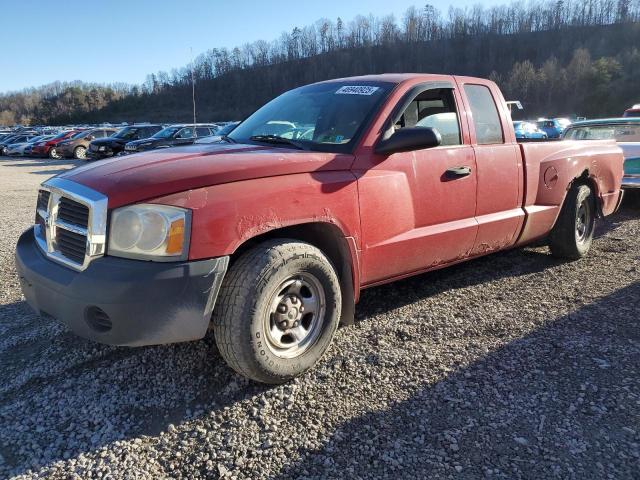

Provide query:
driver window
left=395, top=88, right=462, bottom=146
left=177, top=128, right=194, bottom=139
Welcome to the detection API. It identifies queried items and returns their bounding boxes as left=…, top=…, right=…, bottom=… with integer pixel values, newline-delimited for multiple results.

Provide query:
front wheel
left=213, top=240, right=341, bottom=384
left=73, top=146, right=87, bottom=160
left=48, top=147, right=60, bottom=160
left=549, top=183, right=596, bottom=259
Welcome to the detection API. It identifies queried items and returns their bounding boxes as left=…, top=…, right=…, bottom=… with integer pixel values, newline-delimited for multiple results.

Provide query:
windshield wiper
left=249, top=135, right=307, bottom=150
left=221, top=135, right=237, bottom=144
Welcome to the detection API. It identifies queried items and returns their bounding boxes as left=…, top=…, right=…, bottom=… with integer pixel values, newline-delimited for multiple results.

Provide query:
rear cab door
left=455, top=77, right=525, bottom=254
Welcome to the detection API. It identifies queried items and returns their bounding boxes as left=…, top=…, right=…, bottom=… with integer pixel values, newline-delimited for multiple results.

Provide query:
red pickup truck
left=16, top=74, right=624, bottom=383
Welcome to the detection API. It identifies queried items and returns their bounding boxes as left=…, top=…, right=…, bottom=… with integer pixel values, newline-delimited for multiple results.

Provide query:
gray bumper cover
left=15, top=227, right=228, bottom=347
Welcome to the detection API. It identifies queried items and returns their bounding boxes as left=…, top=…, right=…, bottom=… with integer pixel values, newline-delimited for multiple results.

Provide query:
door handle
left=445, top=166, right=472, bottom=179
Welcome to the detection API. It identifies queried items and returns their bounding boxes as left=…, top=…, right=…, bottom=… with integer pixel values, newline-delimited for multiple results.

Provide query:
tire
left=73, top=146, right=87, bottom=160
left=213, top=240, right=342, bottom=384
left=549, top=183, right=596, bottom=260
left=48, top=147, right=60, bottom=160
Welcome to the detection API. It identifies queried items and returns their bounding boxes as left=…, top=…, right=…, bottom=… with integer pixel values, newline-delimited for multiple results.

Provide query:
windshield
left=70, top=130, right=88, bottom=139
left=228, top=81, right=393, bottom=152
left=217, top=123, right=238, bottom=136
left=152, top=126, right=180, bottom=139
left=113, top=127, right=141, bottom=140
left=564, top=124, right=640, bottom=142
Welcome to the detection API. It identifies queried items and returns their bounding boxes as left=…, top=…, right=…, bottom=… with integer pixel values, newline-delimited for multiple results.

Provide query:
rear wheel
left=73, top=146, right=87, bottom=160
left=48, top=147, right=60, bottom=160
left=549, top=183, right=596, bottom=259
left=213, top=240, right=341, bottom=384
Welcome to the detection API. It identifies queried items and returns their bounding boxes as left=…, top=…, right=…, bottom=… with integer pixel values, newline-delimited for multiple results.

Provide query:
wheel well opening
left=572, top=169, right=601, bottom=216
left=230, top=222, right=356, bottom=324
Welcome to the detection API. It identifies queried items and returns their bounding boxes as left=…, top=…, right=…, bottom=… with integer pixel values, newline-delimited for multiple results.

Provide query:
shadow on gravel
left=595, top=191, right=640, bottom=239
left=25, top=168, right=71, bottom=176
left=0, top=299, right=270, bottom=477
left=354, top=247, right=563, bottom=320
left=1, top=210, right=638, bottom=477
left=275, top=282, right=640, bottom=479
left=1, top=161, right=74, bottom=167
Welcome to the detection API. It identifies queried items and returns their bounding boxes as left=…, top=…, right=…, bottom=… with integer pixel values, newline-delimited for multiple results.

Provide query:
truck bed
left=515, top=139, right=623, bottom=246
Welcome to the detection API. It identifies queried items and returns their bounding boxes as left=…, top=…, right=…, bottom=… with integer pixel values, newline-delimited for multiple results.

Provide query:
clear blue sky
left=0, top=0, right=502, bottom=93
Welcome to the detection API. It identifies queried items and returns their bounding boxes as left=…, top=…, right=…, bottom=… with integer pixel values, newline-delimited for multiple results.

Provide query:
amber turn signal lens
left=166, top=218, right=185, bottom=255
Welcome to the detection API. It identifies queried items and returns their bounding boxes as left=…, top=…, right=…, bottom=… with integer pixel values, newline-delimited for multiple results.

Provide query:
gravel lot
left=0, top=156, right=639, bottom=479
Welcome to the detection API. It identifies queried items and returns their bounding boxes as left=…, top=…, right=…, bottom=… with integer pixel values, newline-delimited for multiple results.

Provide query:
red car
left=30, top=130, right=81, bottom=159
left=623, top=104, right=640, bottom=117
left=16, top=74, right=624, bottom=383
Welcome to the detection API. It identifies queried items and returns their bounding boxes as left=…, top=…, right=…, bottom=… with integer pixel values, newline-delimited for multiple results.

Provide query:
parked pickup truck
left=15, top=74, right=624, bottom=384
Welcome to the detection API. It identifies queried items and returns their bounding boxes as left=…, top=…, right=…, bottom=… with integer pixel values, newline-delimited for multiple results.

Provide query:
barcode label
left=335, top=86, right=380, bottom=96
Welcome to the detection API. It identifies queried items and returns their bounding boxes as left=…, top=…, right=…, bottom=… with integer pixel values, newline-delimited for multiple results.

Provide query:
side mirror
left=86, top=135, right=94, bottom=141
left=375, top=127, right=442, bottom=155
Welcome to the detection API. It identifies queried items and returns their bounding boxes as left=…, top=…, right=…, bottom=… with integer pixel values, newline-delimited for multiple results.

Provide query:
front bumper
left=15, top=228, right=229, bottom=346
left=87, top=149, right=113, bottom=160
left=622, top=175, right=640, bottom=189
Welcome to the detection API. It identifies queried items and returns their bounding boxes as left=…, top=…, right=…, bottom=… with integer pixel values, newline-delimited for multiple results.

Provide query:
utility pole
left=191, top=47, right=197, bottom=130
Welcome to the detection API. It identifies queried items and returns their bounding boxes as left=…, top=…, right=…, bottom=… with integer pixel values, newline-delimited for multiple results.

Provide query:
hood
left=58, top=143, right=354, bottom=208
left=127, top=138, right=160, bottom=147
left=92, top=137, right=126, bottom=146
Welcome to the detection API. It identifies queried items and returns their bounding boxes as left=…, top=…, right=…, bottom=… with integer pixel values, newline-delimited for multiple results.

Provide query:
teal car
left=564, top=118, right=640, bottom=189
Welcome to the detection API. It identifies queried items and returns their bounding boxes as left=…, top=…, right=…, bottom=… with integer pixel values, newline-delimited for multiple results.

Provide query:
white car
left=5, top=135, right=51, bottom=156
left=194, top=122, right=240, bottom=144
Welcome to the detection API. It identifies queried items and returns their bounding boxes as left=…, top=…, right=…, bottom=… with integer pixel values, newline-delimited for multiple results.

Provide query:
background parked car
left=1, top=133, right=39, bottom=155
left=536, top=118, right=572, bottom=138
left=513, top=121, right=548, bottom=140
left=124, top=124, right=217, bottom=153
left=88, top=124, right=163, bottom=159
left=56, top=127, right=118, bottom=159
left=563, top=117, right=640, bottom=189
left=623, top=104, right=640, bottom=117
left=0, top=132, right=16, bottom=143
left=5, top=135, right=50, bottom=156
left=194, top=122, right=240, bottom=144
left=30, top=130, right=78, bottom=159
left=23, top=135, right=55, bottom=156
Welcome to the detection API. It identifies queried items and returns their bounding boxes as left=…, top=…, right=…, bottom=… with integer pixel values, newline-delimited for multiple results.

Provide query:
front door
left=356, top=84, right=478, bottom=285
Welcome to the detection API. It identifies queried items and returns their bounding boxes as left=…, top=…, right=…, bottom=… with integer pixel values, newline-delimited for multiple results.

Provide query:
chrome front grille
left=58, top=197, right=89, bottom=227
left=34, top=178, right=108, bottom=271
left=37, top=190, right=50, bottom=212
left=56, top=228, right=88, bottom=264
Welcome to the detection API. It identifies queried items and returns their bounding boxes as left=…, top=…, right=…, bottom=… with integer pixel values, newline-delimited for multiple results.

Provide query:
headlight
left=108, top=204, right=190, bottom=261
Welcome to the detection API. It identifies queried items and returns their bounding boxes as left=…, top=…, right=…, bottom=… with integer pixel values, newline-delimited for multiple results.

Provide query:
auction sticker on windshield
left=335, top=85, right=380, bottom=95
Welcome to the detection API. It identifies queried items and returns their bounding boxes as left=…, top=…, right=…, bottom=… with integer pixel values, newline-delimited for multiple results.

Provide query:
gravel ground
left=0, top=155, right=639, bottom=479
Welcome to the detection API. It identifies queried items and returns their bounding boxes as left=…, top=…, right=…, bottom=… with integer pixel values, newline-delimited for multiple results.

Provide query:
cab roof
left=316, top=73, right=464, bottom=85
